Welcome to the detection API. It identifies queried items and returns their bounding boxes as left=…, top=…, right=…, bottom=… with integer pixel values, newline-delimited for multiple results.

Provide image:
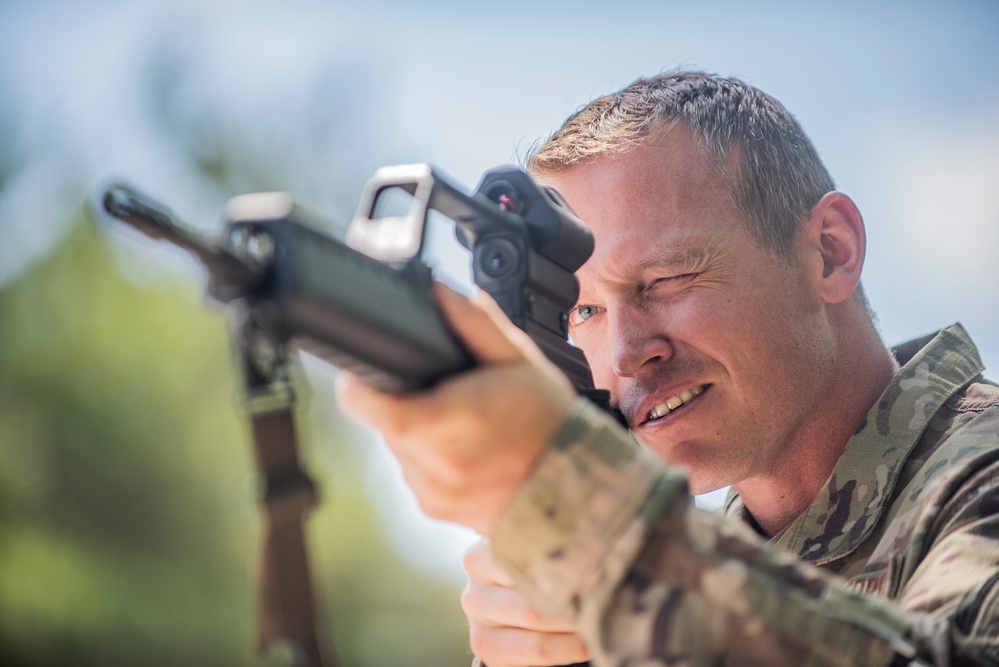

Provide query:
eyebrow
left=576, top=242, right=717, bottom=304
left=632, top=245, right=713, bottom=273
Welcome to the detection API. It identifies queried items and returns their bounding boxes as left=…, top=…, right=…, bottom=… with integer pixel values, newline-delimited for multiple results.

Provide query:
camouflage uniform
left=487, top=324, right=999, bottom=666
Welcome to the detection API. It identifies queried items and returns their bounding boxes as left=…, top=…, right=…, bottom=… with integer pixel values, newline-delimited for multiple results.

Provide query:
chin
left=663, top=454, right=730, bottom=496
left=639, top=439, right=735, bottom=493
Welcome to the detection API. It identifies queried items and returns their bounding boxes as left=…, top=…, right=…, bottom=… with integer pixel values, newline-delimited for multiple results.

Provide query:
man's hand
left=462, top=537, right=590, bottom=667
left=335, top=282, right=576, bottom=536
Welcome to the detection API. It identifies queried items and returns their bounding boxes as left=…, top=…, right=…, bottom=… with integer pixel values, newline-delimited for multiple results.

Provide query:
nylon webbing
left=250, top=406, right=335, bottom=667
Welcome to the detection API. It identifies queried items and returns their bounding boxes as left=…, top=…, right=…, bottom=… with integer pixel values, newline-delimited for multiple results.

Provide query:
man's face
left=544, top=126, right=834, bottom=495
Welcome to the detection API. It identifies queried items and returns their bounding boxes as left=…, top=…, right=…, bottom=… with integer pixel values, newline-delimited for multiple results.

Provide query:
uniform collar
left=724, top=323, right=983, bottom=564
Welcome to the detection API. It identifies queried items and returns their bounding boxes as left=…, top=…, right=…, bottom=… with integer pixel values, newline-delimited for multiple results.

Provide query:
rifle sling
left=250, top=406, right=335, bottom=667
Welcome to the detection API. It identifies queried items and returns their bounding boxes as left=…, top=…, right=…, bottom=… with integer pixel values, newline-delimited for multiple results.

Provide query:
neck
left=735, top=309, right=899, bottom=537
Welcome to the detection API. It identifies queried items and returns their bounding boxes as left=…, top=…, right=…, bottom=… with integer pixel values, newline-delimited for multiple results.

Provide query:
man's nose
left=609, top=304, right=674, bottom=377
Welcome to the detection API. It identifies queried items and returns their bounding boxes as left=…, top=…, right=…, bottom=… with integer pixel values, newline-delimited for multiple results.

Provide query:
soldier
left=338, top=72, right=999, bottom=666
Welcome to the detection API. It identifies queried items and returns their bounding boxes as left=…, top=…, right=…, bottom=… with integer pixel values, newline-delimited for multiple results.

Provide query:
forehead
left=541, top=125, right=748, bottom=277
left=544, top=125, right=738, bottom=219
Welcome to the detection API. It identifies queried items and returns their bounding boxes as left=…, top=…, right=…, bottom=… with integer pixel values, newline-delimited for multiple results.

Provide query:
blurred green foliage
left=0, top=215, right=472, bottom=666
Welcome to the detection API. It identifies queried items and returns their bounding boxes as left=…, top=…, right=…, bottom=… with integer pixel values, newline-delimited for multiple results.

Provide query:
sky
left=1, top=0, right=997, bottom=578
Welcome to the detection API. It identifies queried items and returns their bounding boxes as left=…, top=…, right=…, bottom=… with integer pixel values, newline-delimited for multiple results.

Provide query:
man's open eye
left=569, top=304, right=603, bottom=327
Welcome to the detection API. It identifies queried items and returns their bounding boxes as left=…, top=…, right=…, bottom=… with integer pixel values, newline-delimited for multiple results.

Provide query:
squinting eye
left=651, top=273, right=697, bottom=287
left=569, top=304, right=603, bottom=326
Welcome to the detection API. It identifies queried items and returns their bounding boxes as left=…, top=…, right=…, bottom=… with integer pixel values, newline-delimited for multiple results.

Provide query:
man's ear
left=802, top=192, right=866, bottom=305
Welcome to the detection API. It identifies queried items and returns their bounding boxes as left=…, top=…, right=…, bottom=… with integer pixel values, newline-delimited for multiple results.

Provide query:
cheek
left=572, top=328, right=615, bottom=389
left=589, top=352, right=617, bottom=393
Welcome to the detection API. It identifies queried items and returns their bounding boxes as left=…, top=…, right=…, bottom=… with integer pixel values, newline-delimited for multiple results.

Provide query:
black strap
left=250, top=406, right=336, bottom=667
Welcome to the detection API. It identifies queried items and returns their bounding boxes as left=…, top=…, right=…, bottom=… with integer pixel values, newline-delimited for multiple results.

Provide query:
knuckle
left=530, top=633, right=560, bottom=664
left=375, top=411, right=407, bottom=442
left=467, top=624, right=494, bottom=660
left=462, top=555, right=482, bottom=583
left=520, top=603, right=547, bottom=628
left=462, top=538, right=490, bottom=575
left=500, top=588, right=544, bottom=628
left=430, top=455, right=469, bottom=489
left=414, top=492, right=448, bottom=521
left=402, top=474, right=448, bottom=521
left=414, top=394, right=445, bottom=424
left=416, top=489, right=466, bottom=525
left=459, top=584, right=479, bottom=616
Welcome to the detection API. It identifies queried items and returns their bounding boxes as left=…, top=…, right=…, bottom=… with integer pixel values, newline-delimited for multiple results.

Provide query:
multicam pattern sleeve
left=490, top=325, right=999, bottom=667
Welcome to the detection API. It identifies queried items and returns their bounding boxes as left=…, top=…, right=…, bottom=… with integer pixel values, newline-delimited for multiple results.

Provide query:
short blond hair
left=527, top=71, right=835, bottom=259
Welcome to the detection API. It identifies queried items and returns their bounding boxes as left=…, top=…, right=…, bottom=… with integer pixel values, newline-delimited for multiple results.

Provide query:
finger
left=463, top=537, right=516, bottom=587
left=334, top=370, right=407, bottom=433
left=434, top=282, right=527, bottom=365
left=469, top=625, right=590, bottom=667
left=462, top=583, right=577, bottom=633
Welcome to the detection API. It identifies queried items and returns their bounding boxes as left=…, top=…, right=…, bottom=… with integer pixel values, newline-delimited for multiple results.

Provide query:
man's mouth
left=645, top=385, right=706, bottom=422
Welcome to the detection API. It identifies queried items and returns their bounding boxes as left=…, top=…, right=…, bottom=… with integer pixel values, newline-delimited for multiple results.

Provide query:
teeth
left=648, top=385, right=704, bottom=420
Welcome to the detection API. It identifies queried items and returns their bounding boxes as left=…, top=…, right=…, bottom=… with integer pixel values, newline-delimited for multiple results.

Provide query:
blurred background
left=0, top=0, right=996, bottom=665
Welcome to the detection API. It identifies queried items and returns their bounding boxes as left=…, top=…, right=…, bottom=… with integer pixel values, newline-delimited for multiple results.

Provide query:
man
left=338, top=72, right=999, bottom=666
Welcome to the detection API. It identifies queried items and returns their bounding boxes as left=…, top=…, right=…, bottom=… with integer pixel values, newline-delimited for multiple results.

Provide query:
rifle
left=93, top=164, right=607, bottom=667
